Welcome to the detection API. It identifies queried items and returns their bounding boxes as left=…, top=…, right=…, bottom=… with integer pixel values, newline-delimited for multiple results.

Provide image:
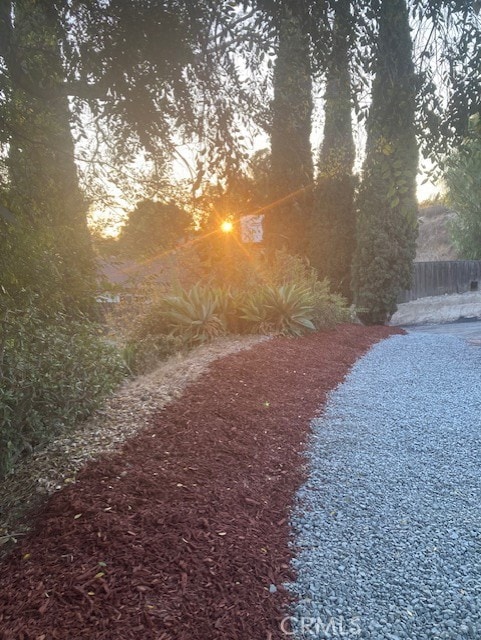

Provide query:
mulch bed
left=0, top=324, right=401, bottom=640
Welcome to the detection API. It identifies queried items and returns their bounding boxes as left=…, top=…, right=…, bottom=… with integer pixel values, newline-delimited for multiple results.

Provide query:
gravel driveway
left=288, top=333, right=481, bottom=640
left=407, top=319, right=481, bottom=344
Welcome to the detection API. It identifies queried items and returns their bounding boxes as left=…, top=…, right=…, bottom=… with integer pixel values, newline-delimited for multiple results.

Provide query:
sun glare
left=220, top=220, right=234, bottom=234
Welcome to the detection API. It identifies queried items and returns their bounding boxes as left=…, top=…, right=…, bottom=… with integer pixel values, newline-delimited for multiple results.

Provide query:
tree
left=310, top=0, right=355, bottom=299
left=409, top=0, right=481, bottom=164
left=52, top=1, right=270, bottom=186
left=263, top=4, right=314, bottom=256
left=0, top=0, right=96, bottom=313
left=351, top=0, right=418, bottom=324
left=190, top=153, right=271, bottom=288
left=445, top=116, right=481, bottom=259
left=117, top=200, right=192, bottom=259
left=0, top=1, right=268, bottom=311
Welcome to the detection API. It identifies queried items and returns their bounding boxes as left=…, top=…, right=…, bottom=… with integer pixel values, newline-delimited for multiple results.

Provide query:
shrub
left=161, top=284, right=226, bottom=344
left=265, top=284, right=316, bottom=336
left=133, top=297, right=173, bottom=340
left=122, top=334, right=184, bottom=375
left=445, top=118, right=481, bottom=259
left=240, top=284, right=316, bottom=336
left=0, top=307, right=126, bottom=477
left=133, top=251, right=352, bottom=344
left=131, top=285, right=231, bottom=349
left=310, top=279, right=352, bottom=329
left=260, top=249, right=318, bottom=289
left=210, top=287, right=245, bottom=333
left=238, top=288, right=270, bottom=334
left=252, top=252, right=351, bottom=331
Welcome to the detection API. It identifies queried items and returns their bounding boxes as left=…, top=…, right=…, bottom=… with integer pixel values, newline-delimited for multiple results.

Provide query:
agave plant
left=263, top=283, right=316, bottom=336
left=161, top=284, right=225, bottom=344
left=240, top=284, right=316, bottom=336
left=210, top=286, right=243, bottom=333
left=238, top=288, right=272, bottom=334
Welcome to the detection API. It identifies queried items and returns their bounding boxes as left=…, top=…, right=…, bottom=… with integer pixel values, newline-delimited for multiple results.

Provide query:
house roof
left=98, top=255, right=177, bottom=290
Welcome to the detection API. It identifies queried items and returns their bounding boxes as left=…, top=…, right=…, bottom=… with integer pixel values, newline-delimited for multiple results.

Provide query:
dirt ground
left=0, top=325, right=400, bottom=640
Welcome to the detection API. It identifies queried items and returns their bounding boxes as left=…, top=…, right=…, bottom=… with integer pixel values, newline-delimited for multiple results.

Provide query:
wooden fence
left=398, top=261, right=481, bottom=303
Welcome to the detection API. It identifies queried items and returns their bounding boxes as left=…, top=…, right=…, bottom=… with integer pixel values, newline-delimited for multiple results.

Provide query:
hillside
left=416, top=204, right=459, bottom=262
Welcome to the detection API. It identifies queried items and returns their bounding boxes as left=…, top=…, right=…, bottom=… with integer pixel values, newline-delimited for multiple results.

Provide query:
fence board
left=398, top=261, right=481, bottom=303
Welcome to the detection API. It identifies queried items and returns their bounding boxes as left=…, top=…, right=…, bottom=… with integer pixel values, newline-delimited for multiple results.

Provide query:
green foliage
left=259, top=249, right=317, bottom=288
left=122, top=334, right=184, bottom=375
left=246, top=251, right=351, bottom=331
left=0, top=307, right=126, bottom=477
left=262, top=252, right=351, bottom=329
left=0, top=216, right=98, bottom=318
left=134, top=250, right=350, bottom=346
left=264, top=6, right=313, bottom=256
left=1, top=0, right=96, bottom=316
left=134, top=298, right=173, bottom=340
left=160, top=284, right=227, bottom=345
left=411, top=1, right=481, bottom=163
left=445, top=119, right=481, bottom=259
left=240, top=284, right=315, bottom=336
left=239, top=278, right=350, bottom=336
left=310, top=0, right=355, bottom=301
left=310, top=279, right=352, bottom=329
left=351, top=0, right=418, bottom=325
left=0, top=222, right=62, bottom=313
left=236, top=288, right=270, bottom=333
left=117, top=199, right=192, bottom=259
left=310, top=175, right=356, bottom=300
left=209, top=287, right=245, bottom=334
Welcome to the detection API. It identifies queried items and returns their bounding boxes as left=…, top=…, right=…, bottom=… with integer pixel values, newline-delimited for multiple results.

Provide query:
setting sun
left=220, top=220, right=234, bottom=233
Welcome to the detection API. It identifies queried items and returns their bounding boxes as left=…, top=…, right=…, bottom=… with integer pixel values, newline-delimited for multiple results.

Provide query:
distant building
left=97, top=254, right=179, bottom=302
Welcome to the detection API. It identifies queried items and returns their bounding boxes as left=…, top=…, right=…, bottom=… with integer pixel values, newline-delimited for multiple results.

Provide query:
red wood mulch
left=0, top=324, right=401, bottom=640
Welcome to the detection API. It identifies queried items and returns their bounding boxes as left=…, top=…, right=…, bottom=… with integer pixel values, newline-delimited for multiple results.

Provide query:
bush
left=259, top=251, right=351, bottom=328
left=161, top=284, right=227, bottom=344
left=122, top=334, right=184, bottom=374
left=237, top=288, right=270, bottom=334
left=310, top=279, right=352, bottom=329
left=210, top=287, right=245, bottom=333
left=133, top=251, right=352, bottom=344
left=260, top=249, right=319, bottom=289
left=240, top=284, right=316, bottom=336
left=445, top=118, right=481, bottom=259
left=133, top=298, right=174, bottom=340
left=134, top=284, right=229, bottom=346
left=0, top=307, right=126, bottom=477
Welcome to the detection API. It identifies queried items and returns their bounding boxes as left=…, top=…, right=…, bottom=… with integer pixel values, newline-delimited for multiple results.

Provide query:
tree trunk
left=3, top=0, right=96, bottom=314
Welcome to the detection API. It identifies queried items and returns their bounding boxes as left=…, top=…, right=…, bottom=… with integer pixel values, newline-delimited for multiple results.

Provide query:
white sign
left=240, top=214, right=264, bottom=243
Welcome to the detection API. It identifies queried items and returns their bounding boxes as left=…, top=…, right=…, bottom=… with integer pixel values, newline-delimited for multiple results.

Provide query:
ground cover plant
left=0, top=324, right=400, bottom=639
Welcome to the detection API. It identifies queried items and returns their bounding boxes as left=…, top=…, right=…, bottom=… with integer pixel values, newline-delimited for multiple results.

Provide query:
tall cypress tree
left=351, top=0, right=418, bottom=324
left=310, top=0, right=355, bottom=299
left=264, top=4, right=313, bottom=256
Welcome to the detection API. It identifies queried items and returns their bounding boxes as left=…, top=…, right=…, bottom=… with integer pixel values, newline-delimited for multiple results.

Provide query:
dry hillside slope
left=416, top=204, right=459, bottom=262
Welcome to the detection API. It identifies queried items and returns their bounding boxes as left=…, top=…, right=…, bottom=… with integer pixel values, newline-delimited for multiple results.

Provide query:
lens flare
left=220, top=220, right=234, bottom=233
